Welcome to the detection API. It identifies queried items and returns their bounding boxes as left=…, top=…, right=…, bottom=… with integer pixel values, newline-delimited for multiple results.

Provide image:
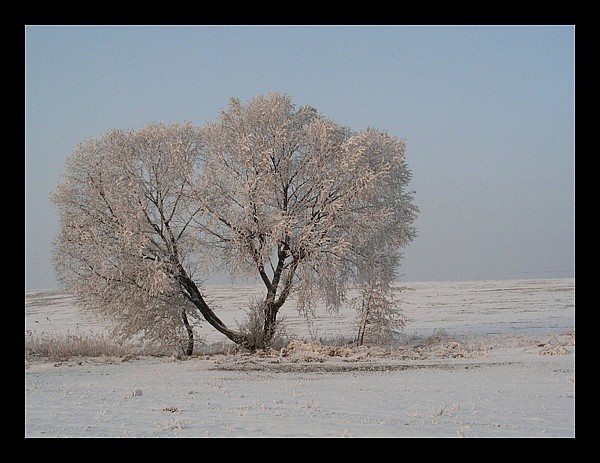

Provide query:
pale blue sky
left=25, top=25, right=575, bottom=290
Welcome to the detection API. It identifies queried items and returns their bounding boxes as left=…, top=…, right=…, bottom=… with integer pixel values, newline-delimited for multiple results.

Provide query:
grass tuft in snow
left=25, top=330, right=164, bottom=361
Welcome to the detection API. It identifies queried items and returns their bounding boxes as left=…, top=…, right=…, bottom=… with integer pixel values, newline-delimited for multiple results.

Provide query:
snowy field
left=25, top=278, right=575, bottom=438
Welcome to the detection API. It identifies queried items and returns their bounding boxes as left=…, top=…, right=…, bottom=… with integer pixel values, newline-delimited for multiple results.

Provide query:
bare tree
left=52, top=93, right=418, bottom=353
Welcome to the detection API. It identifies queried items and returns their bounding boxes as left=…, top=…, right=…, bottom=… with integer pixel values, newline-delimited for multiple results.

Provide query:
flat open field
left=25, top=278, right=575, bottom=437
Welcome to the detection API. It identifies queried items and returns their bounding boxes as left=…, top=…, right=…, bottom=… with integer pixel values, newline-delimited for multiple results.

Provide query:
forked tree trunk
left=178, top=273, right=247, bottom=348
left=178, top=257, right=297, bottom=352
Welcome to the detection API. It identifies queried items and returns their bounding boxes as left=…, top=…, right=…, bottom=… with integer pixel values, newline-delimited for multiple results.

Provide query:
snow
left=25, top=278, right=575, bottom=437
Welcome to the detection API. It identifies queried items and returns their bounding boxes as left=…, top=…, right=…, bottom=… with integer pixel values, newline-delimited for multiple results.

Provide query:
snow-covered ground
left=25, top=278, right=575, bottom=437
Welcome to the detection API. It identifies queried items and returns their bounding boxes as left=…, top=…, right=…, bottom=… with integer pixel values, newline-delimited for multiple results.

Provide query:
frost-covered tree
left=51, top=122, right=209, bottom=355
left=349, top=233, right=407, bottom=346
left=52, top=93, right=418, bottom=353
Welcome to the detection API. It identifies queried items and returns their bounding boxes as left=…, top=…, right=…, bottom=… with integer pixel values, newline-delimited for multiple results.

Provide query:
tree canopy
left=52, top=93, right=418, bottom=353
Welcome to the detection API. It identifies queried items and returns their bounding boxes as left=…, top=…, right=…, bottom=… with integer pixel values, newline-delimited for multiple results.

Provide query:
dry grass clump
left=281, top=339, right=355, bottom=360
left=425, top=328, right=450, bottom=346
left=538, top=332, right=574, bottom=356
left=563, top=329, right=575, bottom=346
left=24, top=330, right=163, bottom=361
left=236, top=298, right=291, bottom=351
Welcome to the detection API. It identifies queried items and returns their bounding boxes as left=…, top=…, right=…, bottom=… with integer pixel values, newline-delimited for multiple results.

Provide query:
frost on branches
left=51, top=93, right=418, bottom=354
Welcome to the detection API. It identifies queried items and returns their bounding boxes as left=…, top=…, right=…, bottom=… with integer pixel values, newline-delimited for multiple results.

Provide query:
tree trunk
left=262, top=301, right=278, bottom=348
left=356, top=293, right=371, bottom=347
left=181, top=309, right=194, bottom=356
left=257, top=253, right=300, bottom=349
left=178, top=273, right=248, bottom=347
